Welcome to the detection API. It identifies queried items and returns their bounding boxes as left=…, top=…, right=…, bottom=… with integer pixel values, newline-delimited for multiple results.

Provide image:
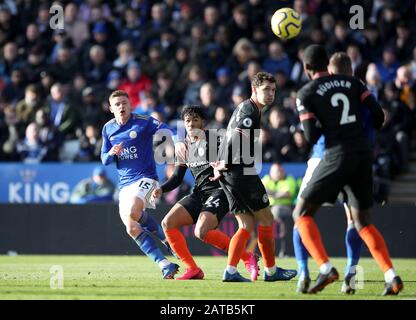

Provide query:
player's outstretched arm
left=159, top=165, right=187, bottom=193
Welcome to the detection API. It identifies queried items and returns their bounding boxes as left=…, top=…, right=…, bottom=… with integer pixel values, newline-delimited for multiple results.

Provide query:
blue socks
left=135, top=231, right=167, bottom=265
left=139, top=210, right=166, bottom=241
left=345, top=224, right=363, bottom=275
left=293, top=226, right=309, bottom=279
left=293, top=223, right=363, bottom=278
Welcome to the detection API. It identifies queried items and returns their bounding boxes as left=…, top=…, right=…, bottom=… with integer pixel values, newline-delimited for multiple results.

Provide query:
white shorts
left=297, top=157, right=321, bottom=200
left=118, top=177, right=159, bottom=218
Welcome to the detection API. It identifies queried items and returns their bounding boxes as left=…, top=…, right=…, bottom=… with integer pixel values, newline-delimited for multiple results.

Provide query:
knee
left=257, top=210, right=274, bottom=226
left=194, top=225, right=208, bottom=241
left=126, top=225, right=141, bottom=238
left=161, top=215, right=176, bottom=231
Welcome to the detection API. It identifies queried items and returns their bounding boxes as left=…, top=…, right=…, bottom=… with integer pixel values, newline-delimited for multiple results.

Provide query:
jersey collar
left=249, top=98, right=261, bottom=113
left=312, top=71, right=330, bottom=80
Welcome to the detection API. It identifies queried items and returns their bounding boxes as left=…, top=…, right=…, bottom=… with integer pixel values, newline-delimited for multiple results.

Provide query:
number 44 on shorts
left=205, top=196, right=220, bottom=208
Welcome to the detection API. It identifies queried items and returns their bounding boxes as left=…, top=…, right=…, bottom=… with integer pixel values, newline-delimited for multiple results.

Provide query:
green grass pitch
left=0, top=255, right=414, bottom=300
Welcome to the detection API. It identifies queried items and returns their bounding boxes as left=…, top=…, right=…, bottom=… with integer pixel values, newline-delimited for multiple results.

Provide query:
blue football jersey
left=101, top=114, right=174, bottom=188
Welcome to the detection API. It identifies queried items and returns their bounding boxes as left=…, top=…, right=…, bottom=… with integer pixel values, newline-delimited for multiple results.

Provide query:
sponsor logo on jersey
left=198, top=147, right=205, bottom=157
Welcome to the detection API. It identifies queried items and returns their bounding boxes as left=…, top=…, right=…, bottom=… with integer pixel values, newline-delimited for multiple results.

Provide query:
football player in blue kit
left=101, top=90, right=179, bottom=279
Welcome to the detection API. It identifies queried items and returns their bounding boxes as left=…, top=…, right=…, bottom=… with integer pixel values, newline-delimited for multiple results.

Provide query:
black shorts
left=219, top=167, right=269, bottom=215
left=177, top=188, right=229, bottom=224
left=301, top=151, right=373, bottom=210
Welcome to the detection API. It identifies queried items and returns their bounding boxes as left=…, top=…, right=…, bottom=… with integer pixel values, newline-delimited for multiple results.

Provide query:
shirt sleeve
left=147, top=116, right=181, bottom=143
left=100, top=126, right=115, bottom=165
left=297, top=89, right=322, bottom=145
left=217, top=109, right=255, bottom=166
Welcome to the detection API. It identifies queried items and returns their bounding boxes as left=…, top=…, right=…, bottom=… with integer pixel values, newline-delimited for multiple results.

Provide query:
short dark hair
left=181, top=105, right=205, bottom=120
left=251, top=72, right=276, bottom=87
left=109, top=90, right=129, bottom=103
left=303, top=44, right=329, bottom=72
left=329, top=52, right=352, bottom=76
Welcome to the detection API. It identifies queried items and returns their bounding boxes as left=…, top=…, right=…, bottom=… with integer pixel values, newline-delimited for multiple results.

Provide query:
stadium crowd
left=0, top=0, right=415, bottom=199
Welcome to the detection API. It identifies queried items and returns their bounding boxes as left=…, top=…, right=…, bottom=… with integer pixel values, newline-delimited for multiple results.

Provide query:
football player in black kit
left=152, top=105, right=259, bottom=280
left=293, top=44, right=403, bottom=295
left=211, top=72, right=297, bottom=282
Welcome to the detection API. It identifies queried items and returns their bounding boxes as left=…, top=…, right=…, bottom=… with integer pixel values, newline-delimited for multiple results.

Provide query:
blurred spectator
left=394, top=66, right=416, bottom=112
left=34, top=109, right=62, bottom=161
left=215, top=67, right=233, bottom=107
left=263, top=41, right=292, bottom=78
left=365, top=63, right=382, bottom=98
left=361, top=22, right=383, bottom=62
left=80, top=87, right=105, bottom=127
left=50, top=46, right=78, bottom=84
left=259, top=128, right=277, bottom=162
left=286, top=130, right=310, bottom=163
left=44, top=83, right=79, bottom=138
left=135, top=90, right=165, bottom=117
left=290, top=43, right=309, bottom=85
left=377, top=86, right=410, bottom=175
left=118, top=61, right=152, bottom=109
left=262, top=162, right=297, bottom=257
left=228, top=4, right=252, bottom=44
left=116, top=7, right=143, bottom=46
left=207, top=106, right=229, bottom=130
left=227, top=38, right=258, bottom=75
left=24, top=45, right=48, bottom=83
left=112, top=41, right=135, bottom=71
left=199, top=82, right=217, bottom=119
left=1, top=68, right=26, bottom=105
left=84, top=45, right=112, bottom=86
left=203, top=5, right=220, bottom=41
left=166, top=45, right=192, bottom=91
left=16, top=122, right=47, bottom=163
left=70, top=166, right=116, bottom=204
left=142, top=43, right=168, bottom=80
left=173, top=2, right=194, bottom=37
left=0, top=42, right=23, bottom=82
left=183, top=65, right=204, bottom=105
left=346, top=43, right=368, bottom=81
left=1, top=103, right=19, bottom=160
left=395, top=21, right=415, bottom=62
left=64, top=2, right=90, bottom=49
left=376, top=47, right=400, bottom=83
left=155, top=71, right=181, bottom=116
left=15, top=84, right=45, bottom=136
left=74, top=124, right=102, bottom=162
left=268, top=108, right=294, bottom=162
left=230, top=84, right=248, bottom=109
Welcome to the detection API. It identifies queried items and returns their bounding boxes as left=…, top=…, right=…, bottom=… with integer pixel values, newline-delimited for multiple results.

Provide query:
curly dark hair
left=251, top=72, right=276, bottom=87
left=181, top=105, right=206, bottom=120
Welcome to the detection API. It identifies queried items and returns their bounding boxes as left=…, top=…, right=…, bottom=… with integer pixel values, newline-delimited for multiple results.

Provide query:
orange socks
left=295, top=216, right=329, bottom=266
left=257, top=225, right=275, bottom=268
left=203, top=229, right=252, bottom=263
left=359, top=224, right=393, bottom=272
left=203, top=229, right=229, bottom=252
left=227, top=228, right=251, bottom=267
left=165, top=228, right=198, bottom=269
